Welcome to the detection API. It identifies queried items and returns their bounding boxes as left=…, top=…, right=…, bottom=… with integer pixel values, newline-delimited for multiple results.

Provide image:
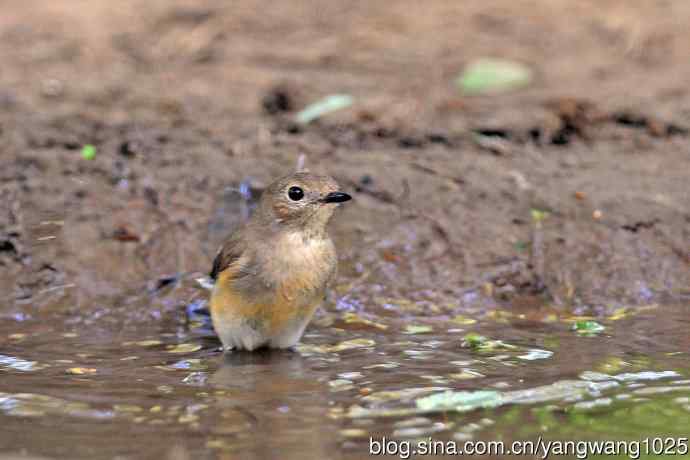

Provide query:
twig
left=296, top=153, right=307, bottom=172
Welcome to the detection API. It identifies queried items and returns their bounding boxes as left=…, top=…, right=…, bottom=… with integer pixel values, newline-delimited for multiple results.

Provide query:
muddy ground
left=1, top=0, right=689, bottom=319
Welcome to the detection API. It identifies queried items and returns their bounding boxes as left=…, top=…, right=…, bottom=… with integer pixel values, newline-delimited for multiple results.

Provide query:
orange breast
left=210, top=267, right=323, bottom=335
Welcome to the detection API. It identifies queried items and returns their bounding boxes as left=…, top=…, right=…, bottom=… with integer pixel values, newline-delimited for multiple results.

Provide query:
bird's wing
left=209, top=231, right=247, bottom=281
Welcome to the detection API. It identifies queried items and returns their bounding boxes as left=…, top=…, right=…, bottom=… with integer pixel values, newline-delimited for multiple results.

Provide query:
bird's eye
left=288, top=186, right=304, bottom=201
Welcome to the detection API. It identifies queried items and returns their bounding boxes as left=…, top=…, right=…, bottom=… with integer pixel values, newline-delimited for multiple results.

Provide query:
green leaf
left=81, top=144, right=97, bottom=160
left=530, top=208, right=549, bottom=223
left=462, top=332, right=488, bottom=349
left=295, top=94, right=354, bottom=124
left=572, top=320, right=605, bottom=336
left=461, top=333, right=517, bottom=351
left=458, top=59, right=532, bottom=95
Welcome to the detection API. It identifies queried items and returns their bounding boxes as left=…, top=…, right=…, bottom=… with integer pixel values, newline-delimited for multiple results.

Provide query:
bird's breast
left=269, top=232, right=336, bottom=282
left=211, top=232, right=336, bottom=336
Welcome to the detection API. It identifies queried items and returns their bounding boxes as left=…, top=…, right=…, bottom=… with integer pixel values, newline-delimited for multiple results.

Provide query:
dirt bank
left=1, top=1, right=688, bottom=319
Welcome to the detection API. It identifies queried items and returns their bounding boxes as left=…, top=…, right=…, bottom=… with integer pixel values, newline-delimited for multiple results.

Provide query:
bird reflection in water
left=210, top=350, right=337, bottom=460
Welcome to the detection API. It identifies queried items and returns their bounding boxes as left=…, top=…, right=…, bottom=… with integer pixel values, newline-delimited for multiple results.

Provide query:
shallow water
left=1, top=277, right=688, bottom=460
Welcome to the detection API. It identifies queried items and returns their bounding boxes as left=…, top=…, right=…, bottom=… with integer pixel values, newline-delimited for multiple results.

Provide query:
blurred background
left=1, top=0, right=688, bottom=303
left=1, top=1, right=689, bottom=459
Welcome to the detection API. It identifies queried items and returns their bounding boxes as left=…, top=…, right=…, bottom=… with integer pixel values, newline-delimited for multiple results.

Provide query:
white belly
left=214, top=313, right=313, bottom=351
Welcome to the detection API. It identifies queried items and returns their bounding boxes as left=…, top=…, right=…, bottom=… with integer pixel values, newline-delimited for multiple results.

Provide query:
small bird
left=209, top=172, right=351, bottom=351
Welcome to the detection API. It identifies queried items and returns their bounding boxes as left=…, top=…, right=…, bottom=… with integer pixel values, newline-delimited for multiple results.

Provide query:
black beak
left=321, top=191, right=352, bottom=203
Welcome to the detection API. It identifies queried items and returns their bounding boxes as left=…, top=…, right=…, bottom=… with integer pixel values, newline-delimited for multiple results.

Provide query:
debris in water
left=450, top=315, right=477, bottom=325
left=403, top=325, right=434, bottom=334
left=338, top=372, right=364, bottom=380
left=329, top=379, right=354, bottom=391
left=341, top=312, right=388, bottom=330
left=0, top=392, right=111, bottom=419
left=66, top=367, right=97, bottom=375
left=167, top=359, right=208, bottom=371
left=393, top=422, right=452, bottom=438
left=461, top=333, right=517, bottom=351
left=608, top=307, right=630, bottom=321
left=415, top=390, right=503, bottom=412
left=363, top=362, right=400, bottom=370
left=297, top=338, right=376, bottom=355
left=182, top=372, right=209, bottom=386
left=449, top=369, right=485, bottom=380
left=595, top=356, right=630, bottom=373
left=0, top=354, right=41, bottom=372
left=572, top=320, right=605, bottom=336
left=114, top=404, right=144, bottom=413
left=394, top=417, right=433, bottom=428
left=167, top=343, right=203, bottom=354
left=579, top=371, right=611, bottom=382
left=573, top=397, right=612, bottom=410
left=612, top=371, right=680, bottom=382
left=339, top=428, right=369, bottom=438
left=518, top=349, right=554, bottom=361
left=362, top=387, right=449, bottom=404
left=633, top=386, right=690, bottom=395
left=124, top=340, right=163, bottom=347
